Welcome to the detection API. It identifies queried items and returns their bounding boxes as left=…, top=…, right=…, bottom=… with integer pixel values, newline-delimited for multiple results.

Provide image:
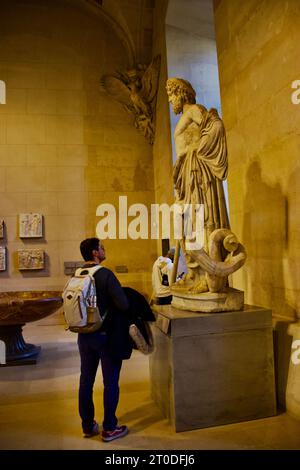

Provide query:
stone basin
left=0, top=291, right=62, bottom=325
left=0, top=291, right=63, bottom=366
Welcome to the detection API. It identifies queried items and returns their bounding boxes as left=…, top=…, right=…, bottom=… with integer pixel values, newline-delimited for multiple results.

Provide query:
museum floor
left=1, top=322, right=300, bottom=450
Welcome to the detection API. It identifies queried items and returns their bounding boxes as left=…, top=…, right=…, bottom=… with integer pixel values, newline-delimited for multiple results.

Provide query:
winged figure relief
left=101, top=55, right=161, bottom=144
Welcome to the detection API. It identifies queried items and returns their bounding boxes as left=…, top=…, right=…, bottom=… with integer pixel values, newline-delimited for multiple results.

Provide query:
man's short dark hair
left=80, top=238, right=100, bottom=261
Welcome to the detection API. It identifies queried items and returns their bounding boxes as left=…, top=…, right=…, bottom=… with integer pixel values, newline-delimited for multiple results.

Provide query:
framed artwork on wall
left=18, top=249, right=44, bottom=270
left=19, top=213, right=43, bottom=238
left=0, top=219, right=4, bottom=238
left=0, top=247, right=6, bottom=271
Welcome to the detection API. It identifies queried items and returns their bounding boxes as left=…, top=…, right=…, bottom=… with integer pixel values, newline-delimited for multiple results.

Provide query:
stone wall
left=152, top=0, right=174, bottom=254
left=0, top=0, right=156, bottom=297
left=214, top=0, right=300, bottom=406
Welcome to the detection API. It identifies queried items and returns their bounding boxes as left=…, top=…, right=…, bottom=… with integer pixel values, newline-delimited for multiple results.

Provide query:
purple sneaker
left=101, top=425, right=128, bottom=442
left=83, top=421, right=100, bottom=438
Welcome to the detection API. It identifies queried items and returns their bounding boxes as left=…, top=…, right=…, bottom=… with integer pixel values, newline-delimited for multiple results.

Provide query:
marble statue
left=101, top=55, right=160, bottom=144
left=166, top=78, right=247, bottom=312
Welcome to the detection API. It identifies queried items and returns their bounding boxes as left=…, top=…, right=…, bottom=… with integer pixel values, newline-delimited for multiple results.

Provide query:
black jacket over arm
left=82, top=265, right=156, bottom=360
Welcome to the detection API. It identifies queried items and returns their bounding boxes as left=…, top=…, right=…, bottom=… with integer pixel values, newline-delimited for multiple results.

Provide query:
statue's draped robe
left=174, top=106, right=230, bottom=250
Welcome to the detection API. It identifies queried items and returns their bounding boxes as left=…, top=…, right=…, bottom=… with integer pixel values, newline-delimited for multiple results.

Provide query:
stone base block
left=149, top=304, right=276, bottom=432
left=171, top=287, right=244, bottom=312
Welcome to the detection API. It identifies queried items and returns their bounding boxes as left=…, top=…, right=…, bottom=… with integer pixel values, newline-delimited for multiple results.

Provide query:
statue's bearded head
left=166, top=78, right=196, bottom=114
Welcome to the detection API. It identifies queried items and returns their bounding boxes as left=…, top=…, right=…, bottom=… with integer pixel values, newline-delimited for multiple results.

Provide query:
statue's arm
left=173, top=106, right=205, bottom=182
left=190, top=105, right=204, bottom=126
left=174, top=105, right=204, bottom=137
left=174, top=112, right=193, bottom=138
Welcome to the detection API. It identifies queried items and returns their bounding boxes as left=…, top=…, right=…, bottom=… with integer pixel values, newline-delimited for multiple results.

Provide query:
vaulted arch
left=76, top=0, right=136, bottom=66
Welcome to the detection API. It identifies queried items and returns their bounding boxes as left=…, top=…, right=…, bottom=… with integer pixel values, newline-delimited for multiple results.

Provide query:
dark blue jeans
left=77, top=331, right=122, bottom=432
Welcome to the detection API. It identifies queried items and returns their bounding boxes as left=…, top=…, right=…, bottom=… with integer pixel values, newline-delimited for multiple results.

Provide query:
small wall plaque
left=0, top=247, right=6, bottom=271
left=18, top=249, right=44, bottom=270
left=64, top=261, right=84, bottom=276
left=19, top=213, right=43, bottom=238
left=115, top=265, right=128, bottom=273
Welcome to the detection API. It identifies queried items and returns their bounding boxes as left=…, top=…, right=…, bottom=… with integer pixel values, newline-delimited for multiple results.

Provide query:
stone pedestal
left=149, top=304, right=276, bottom=432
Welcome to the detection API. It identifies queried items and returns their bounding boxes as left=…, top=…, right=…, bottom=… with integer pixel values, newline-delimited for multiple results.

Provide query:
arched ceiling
left=82, top=0, right=155, bottom=67
left=80, top=0, right=137, bottom=66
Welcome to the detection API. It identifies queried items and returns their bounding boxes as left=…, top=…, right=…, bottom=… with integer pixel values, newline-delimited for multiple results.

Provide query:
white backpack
left=62, top=265, right=107, bottom=333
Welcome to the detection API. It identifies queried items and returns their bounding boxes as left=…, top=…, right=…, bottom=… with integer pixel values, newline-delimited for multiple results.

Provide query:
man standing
left=77, top=237, right=130, bottom=442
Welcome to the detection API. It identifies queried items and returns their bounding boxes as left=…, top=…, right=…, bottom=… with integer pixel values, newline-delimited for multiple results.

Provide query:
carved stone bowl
left=0, top=291, right=63, bottom=366
left=0, top=291, right=62, bottom=325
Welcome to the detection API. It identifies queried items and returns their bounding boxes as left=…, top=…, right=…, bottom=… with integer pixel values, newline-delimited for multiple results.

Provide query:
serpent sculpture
left=171, top=229, right=247, bottom=312
left=186, top=228, right=247, bottom=293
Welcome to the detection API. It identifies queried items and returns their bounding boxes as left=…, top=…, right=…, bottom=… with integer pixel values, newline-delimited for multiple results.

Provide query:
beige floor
left=0, top=322, right=300, bottom=450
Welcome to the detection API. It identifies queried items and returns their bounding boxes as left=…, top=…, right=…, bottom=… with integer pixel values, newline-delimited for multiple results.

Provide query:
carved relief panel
left=19, top=214, right=43, bottom=238
left=18, top=249, right=44, bottom=270
left=0, top=247, right=6, bottom=271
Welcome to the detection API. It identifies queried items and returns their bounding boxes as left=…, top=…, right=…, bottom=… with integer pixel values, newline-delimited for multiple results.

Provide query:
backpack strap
left=75, top=264, right=102, bottom=277
left=74, top=264, right=108, bottom=323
